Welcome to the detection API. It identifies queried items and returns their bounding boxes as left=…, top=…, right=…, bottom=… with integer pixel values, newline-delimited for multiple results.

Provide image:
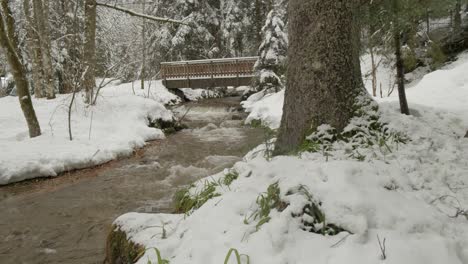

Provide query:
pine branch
left=95, top=2, right=189, bottom=26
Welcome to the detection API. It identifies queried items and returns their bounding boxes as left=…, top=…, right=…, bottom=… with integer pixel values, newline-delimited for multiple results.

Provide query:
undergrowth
left=288, top=185, right=346, bottom=236
left=300, top=96, right=408, bottom=161
left=245, top=182, right=287, bottom=230
left=224, top=248, right=250, bottom=264
left=136, top=248, right=169, bottom=264
left=173, top=170, right=240, bottom=214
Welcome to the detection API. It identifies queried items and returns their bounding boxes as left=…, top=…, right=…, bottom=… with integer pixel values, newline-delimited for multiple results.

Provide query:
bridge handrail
left=160, top=56, right=258, bottom=66
left=160, top=56, right=258, bottom=80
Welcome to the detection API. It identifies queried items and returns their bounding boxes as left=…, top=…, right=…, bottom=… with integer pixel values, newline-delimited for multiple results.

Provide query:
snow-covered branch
left=96, top=2, right=189, bottom=26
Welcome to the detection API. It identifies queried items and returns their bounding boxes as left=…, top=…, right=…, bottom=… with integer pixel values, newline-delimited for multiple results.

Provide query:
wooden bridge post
left=235, top=59, right=240, bottom=87
left=185, top=62, right=190, bottom=88
left=210, top=60, right=215, bottom=88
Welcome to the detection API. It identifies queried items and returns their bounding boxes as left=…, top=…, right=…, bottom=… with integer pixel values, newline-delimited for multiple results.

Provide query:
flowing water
left=0, top=97, right=265, bottom=264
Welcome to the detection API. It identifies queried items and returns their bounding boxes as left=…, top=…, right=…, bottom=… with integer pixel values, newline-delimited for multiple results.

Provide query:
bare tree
left=274, top=0, right=364, bottom=154
left=0, top=0, right=41, bottom=137
left=83, top=0, right=97, bottom=104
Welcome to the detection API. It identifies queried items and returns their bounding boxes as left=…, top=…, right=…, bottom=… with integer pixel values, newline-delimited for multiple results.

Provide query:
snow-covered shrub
left=301, top=96, right=408, bottom=160
left=289, top=185, right=346, bottom=236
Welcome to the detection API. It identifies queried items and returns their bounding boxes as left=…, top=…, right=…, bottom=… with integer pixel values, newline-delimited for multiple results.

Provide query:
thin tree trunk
left=454, top=0, right=462, bottom=33
left=393, top=0, right=410, bottom=115
left=254, top=0, right=262, bottom=48
left=61, top=0, right=81, bottom=94
left=426, top=8, right=430, bottom=35
left=369, top=24, right=378, bottom=97
left=274, top=0, right=363, bottom=155
left=23, top=0, right=45, bottom=98
left=84, top=0, right=97, bottom=104
left=0, top=0, right=41, bottom=137
left=140, top=0, right=146, bottom=90
left=33, top=0, right=55, bottom=99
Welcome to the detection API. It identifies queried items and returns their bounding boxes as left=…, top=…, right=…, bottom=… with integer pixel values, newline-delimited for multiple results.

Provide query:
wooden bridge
left=160, top=57, right=258, bottom=89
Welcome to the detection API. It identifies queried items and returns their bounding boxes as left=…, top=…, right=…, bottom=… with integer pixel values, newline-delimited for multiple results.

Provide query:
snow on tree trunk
left=275, top=0, right=363, bottom=155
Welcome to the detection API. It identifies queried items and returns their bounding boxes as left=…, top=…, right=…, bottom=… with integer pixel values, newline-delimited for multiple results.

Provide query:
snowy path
left=0, top=98, right=264, bottom=264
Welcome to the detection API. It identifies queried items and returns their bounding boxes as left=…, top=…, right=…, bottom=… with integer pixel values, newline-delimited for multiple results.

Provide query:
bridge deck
left=161, top=57, right=258, bottom=89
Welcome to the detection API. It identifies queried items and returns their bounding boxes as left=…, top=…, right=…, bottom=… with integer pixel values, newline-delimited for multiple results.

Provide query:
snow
left=114, top=53, right=468, bottom=263
left=0, top=81, right=176, bottom=185
left=178, top=88, right=221, bottom=101
left=242, top=90, right=284, bottom=129
left=245, top=51, right=468, bottom=130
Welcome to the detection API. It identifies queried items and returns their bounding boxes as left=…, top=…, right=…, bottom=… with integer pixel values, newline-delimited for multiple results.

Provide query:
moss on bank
left=104, top=225, right=145, bottom=264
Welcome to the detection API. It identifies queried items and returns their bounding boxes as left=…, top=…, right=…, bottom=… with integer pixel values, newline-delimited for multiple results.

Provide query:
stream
left=0, top=97, right=265, bottom=264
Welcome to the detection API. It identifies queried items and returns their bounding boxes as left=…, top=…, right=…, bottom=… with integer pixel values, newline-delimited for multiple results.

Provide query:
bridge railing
left=160, top=57, right=258, bottom=80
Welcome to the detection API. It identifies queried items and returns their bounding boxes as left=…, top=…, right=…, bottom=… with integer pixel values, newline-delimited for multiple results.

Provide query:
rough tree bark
left=32, top=0, right=55, bottom=99
left=0, top=0, right=41, bottom=137
left=393, top=0, right=410, bottom=115
left=274, top=0, right=363, bottom=155
left=84, top=0, right=97, bottom=104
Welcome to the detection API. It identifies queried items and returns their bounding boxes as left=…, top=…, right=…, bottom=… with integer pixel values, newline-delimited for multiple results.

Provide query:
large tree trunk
left=274, top=0, right=363, bottom=155
left=83, top=0, right=97, bottom=104
left=0, top=0, right=41, bottom=137
left=32, top=0, right=55, bottom=99
left=393, top=0, right=410, bottom=115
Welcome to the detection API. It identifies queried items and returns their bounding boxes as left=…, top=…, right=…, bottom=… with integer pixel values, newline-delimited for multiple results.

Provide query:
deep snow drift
left=114, top=54, right=468, bottom=263
left=0, top=80, right=177, bottom=185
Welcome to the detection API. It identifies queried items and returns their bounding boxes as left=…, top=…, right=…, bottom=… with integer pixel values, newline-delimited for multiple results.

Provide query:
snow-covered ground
left=0, top=80, right=177, bottom=185
left=114, top=54, right=468, bottom=263
left=244, top=51, right=468, bottom=130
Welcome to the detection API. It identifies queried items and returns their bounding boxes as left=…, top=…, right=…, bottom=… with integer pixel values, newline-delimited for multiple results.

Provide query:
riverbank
left=0, top=80, right=181, bottom=185
left=0, top=97, right=265, bottom=264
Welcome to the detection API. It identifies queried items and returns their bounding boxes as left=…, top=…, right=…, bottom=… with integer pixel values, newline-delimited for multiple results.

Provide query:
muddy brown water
left=0, top=97, right=265, bottom=264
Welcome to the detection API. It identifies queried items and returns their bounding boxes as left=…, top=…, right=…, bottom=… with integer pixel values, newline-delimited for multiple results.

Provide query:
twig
left=331, top=233, right=351, bottom=248
left=377, top=235, right=387, bottom=260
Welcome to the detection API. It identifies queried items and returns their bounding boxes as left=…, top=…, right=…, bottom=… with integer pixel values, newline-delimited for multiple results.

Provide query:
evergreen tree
left=253, top=9, right=287, bottom=93
left=170, top=0, right=221, bottom=59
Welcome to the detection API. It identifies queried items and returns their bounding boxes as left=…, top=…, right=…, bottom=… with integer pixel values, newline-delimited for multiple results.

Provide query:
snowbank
left=244, top=51, right=468, bottom=130
left=115, top=102, right=468, bottom=264
left=0, top=81, right=176, bottom=185
left=242, top=90, right=284, bottom=129
left=114, top=53, right=468, bottom=264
